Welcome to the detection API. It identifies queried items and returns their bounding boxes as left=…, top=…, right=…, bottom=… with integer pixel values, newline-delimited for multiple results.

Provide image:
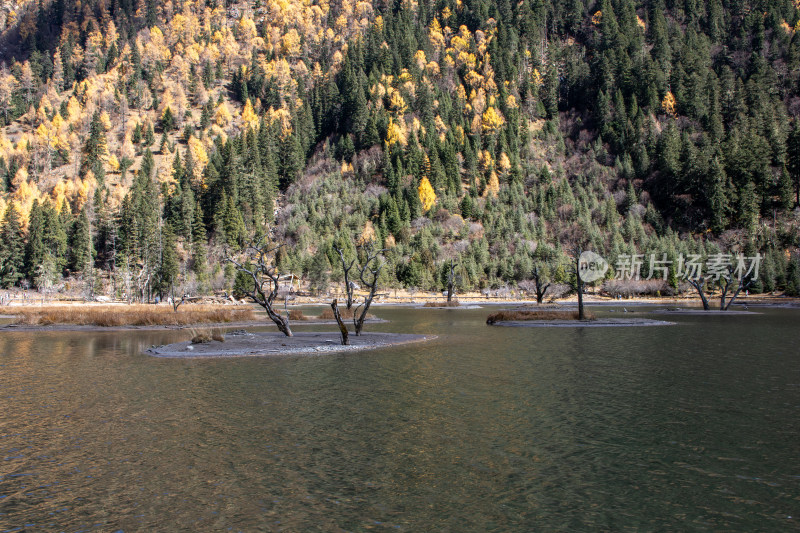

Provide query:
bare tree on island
left=333, top=245, right=356, bottom=310
left=688, top=264, right=754, bottom=311
left=529, top=263, right=551, bottom=304
left=169, top=272, right=189, bottom=312
left=225, top=238, right=293, bottom=337
left=568, top=252, right=586, bottom=320
left=719, top=264, right=753, bottom=310
left=329, top=299, right=350, bottom=345
left=566, top=245, right=597, bottom=321
left=444, top=258, right=460, bottom=302
left=687, top=276, right=711, bottom=310
left=353, top=244, right=386, bottom=336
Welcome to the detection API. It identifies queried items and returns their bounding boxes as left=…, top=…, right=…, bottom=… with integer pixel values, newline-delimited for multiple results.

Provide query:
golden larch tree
left=418, top=176, right=437, bottom=212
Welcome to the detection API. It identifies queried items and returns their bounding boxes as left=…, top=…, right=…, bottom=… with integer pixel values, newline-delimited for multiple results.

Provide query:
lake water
left=1, top=305, right=798, bottom=531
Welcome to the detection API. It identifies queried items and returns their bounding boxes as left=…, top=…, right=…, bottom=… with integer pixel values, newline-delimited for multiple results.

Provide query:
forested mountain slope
left=0, top=0, right=798, bottom=298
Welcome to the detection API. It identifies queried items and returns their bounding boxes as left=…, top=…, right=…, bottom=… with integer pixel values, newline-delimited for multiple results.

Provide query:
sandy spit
left=489, top=318, right=675, bottom=328
left=146, top=331, right=435, bottom=358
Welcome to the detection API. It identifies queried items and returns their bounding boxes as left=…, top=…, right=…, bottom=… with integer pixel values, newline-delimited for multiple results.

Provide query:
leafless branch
left=225, top=237, right=292, bottom=337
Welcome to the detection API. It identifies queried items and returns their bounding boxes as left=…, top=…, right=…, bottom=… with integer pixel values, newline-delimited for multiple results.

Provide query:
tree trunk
left=719, top=279, right=730, bottom=310
left=353, top=293, right=375, bottom=336
left=447, top=260, right=455, bottom=302
left=330, top=299, right=349, bottom=345
left=724, top=280, right=750, bottom=311
left=689, top=279, right=710, bottom=310
left=536, top=283, right=549, bottom=304
left=577, top=273, right=585, bottom=320
left=266, top=306, right=293, bottom=336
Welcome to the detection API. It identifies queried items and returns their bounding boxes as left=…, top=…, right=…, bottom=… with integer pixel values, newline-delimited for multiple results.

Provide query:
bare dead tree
left=225, top=238, right=293, bottom=337
left=334, top=245, right=356, bottom=310
left=445, top=259, right=458, bottom=302
left=719, top=266, right=753, bottom=311
left=531, top=263, right=551, bottom=304
left=567, top=247, right=586, bottom=320
left=687, top=277, right=711, bottom=310
left=353, top=245, right=386, bottom=336
left=169, top=265, right=189, bottom=312
left=169, top=285, right=187, bottom=312
left=330, top=299, right=349, bottom=345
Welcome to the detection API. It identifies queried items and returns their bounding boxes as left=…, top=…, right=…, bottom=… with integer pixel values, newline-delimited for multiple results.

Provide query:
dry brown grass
left=288, top=309, right=309, bottom=320
left=423, top=301, right=461, bottom=307
left=191, top=331, right=212, bottom=343
left=12, top=304, right=255, bottom=327
left=191, top=327, right=226, bottom=343
left=486, top=309, right=595, bottom=324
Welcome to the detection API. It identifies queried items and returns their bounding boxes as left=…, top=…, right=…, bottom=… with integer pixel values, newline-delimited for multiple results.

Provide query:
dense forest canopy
left=0, top=0, right=798, bottom=299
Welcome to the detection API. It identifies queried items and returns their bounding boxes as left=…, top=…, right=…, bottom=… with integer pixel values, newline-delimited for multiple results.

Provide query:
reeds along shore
left=11, top=305, right=255, bottom=327
left=422, top=301, right=461, bottom=307
left=486, top=309, right=595, bottom=324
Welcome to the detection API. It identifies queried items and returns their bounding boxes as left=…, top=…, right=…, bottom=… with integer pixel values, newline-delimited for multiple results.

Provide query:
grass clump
left=191, top=327, right=226, bottom=343
left=191, top=331, right=212, bottom=343
left=288, top=309, right=308, bottom=320
left=423, top=301, right=461, bottom=307
left=486, top=309, right=595, bottom=324
left=13, top=304, right=255, bottom=327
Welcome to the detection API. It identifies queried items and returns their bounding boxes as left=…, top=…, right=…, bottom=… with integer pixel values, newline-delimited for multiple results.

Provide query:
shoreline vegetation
left=0, top=302, right=383, bottom=329
left=7, top=304, right=256, bottom=327
left=3, top=287, right=800, bottom=308
left=0, top=291, right=796, bottom=330
left=422, top=301, right=462, bottom=308
left=486, top=309, right=596, bottom=324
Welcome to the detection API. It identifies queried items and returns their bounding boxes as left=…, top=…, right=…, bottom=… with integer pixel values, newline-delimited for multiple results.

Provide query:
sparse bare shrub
left=411, top=217, right=431, bottom=229
left=486, top=309, right=595, bottom=324
left=602, top=279, right=670, bottom=298
left=629, top=204, right=646, bottom=217
left=546, top=283, right=573, bottom=300
left=443, top=215, right=465, bottom=235
left=288, top=309, right=308, bottom=320
left=423, top=300, right=461, bottom=307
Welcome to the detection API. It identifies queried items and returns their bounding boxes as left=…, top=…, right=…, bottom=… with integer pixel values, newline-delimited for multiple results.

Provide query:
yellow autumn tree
left=481, top=106, right=504, bottom=133
left=358, top=220, right=377, bottom=245
left=66, top=96, right=82, bottom=122
left=661, top=91, right=677, bottom=116
left=385, top=118, right=407, bottom=147
left=241, top=98, right=259, bottom=130
left=418, top=176, right=436, bottom=212
left=214, top=101, right=232, bottom=127
left=531, top=68, right=543, bottom=87
left=388, top=90, right=408, bottom=115
left=187, top=136, right=209, bottom=186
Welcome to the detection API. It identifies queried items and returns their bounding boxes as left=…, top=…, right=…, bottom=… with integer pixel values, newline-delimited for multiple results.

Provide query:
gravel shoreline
left=146, top=331, right=435, bottom=358
left=489, top=318, right=675, bottom=328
